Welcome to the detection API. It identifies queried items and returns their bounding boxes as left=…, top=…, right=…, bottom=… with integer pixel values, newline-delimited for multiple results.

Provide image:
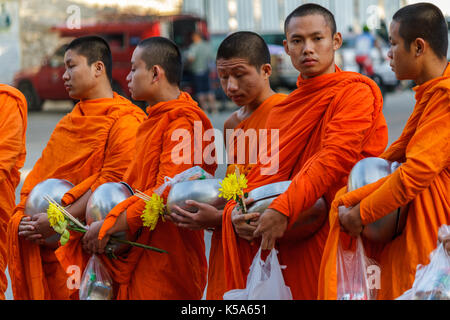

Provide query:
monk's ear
left=93, top=61, right=106, bottom=78
left=413, top=38, right=426, bottom=57
left=151, top=65, right=163, bottom=84
left=260, top=63, right=272, bottom=78
left=333, top=32, right=343, bottom=51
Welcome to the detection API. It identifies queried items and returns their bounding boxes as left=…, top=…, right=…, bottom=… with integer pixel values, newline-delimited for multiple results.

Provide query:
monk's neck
left=81, top=85, right=114, bottom=101
left=147, top=86, right=181, bottom=107
left=245, top=87, right=276, bottom=113
left=414, top=59, right=448, bottom=86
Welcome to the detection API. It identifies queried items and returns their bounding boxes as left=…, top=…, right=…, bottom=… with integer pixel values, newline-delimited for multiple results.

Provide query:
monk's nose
left=62, top=70, right=69, bottom=81
left=227, top=77, right=238, bottom=92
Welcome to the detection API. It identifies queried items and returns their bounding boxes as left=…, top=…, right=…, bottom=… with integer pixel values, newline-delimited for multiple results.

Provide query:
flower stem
left=66, top=226, right=167, bottom=254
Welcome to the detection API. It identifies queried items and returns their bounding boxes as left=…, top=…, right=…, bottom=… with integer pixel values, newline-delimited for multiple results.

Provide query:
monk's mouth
left=302, top=59, right=318, bottom=66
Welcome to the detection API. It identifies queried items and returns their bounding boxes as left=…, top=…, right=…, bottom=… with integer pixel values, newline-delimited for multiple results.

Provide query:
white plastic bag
left=154, top=166, right=214, bottom=196
left=397, top=225, right=450, bottom=300
left=337, top=237, right=379, bottom=300
left=79, top=254, right=113, bottom=300
left=223, top=248, right=293, bottom=300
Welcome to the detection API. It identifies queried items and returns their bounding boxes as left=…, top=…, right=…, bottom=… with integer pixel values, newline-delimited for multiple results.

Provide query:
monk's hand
left=253, top=208, right=288, bottom=251
left=32, top=212, right=57, bottom=239
left=82, top=220, right=104, bottom=255
left=168, top=201, right=222, bottom=230
left=18, top=216, right=44, bottom=244
left=339, top=204, right=364, bottom=238
left=231, top=199, right=260, bottom=242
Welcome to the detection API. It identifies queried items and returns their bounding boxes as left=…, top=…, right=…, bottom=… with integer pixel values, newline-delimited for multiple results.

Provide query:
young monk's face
left=216, top=58, right=270, bottom=107
left=387, top=21, right=417, bottom=81
left=63, top=49, right=97, bottom=100
left=127, top=46, right=154, bottom=101
left=283, top=14, right=342, bottom=79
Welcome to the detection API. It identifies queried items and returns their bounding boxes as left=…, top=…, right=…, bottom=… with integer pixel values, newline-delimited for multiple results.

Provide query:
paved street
left=4, top=89, right=416, bottom=300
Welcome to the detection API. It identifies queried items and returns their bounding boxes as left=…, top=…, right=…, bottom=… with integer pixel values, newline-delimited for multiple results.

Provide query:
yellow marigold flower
left=47, top=203, right=65, bottom=227
left=218, top=173, right=248, bottom=201
left=141, top=193, right=165, bottom=230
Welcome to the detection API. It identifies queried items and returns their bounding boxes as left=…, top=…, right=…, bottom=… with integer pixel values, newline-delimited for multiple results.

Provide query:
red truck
left=13, top=15, right=209, bottom=111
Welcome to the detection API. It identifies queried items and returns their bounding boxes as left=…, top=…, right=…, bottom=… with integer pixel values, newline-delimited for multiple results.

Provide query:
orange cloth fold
left=318, top=64, right=450, bottom=300
left=96, top=92, right=217, bottom=299
left=0, top=85, right=27, bottom=300
left=222, top=67, right=388, bottom=299
left=207, top=93, right=287, bottom=300
left=7, top=93, right=146, bottom=300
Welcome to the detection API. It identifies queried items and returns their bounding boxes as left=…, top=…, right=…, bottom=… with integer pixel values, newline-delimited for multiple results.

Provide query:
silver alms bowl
left=166, top=179, right=228, bottom=214
left=85, top=182, right=134, bottom=225
left=347, top=157, right=407, bottom=243
left=247, top=181, right=292, bottom=202
left=247, top=181, right=291, bottom=213
left=24, top=178, right=74, bottom=247
left=85, top=182, right=133, bottom=254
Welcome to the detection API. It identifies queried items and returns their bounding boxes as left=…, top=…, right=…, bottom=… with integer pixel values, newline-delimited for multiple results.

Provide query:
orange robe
left=318, top=64, right=450, bottom=300
left=0, top=85, right=27, bottom=300
left=7, top=93, right=146, bottom=300
left=222, top=67, right=388, bottom=300
left=207, top=93, right=287, bottom=300
left=93, top=92, right=217, bottom=300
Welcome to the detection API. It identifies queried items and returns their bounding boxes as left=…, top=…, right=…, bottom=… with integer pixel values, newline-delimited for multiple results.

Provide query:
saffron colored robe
left=0, top=85, right=27, bottom=300
left=318, top=64, right=450, bottom=300
left=222, top=67, right=388, bottom=300
left=94, top=92, right=217, bottom=300
left=7, top=93, right=146, bottom=300
left=207, top=93, right=287, bottom=300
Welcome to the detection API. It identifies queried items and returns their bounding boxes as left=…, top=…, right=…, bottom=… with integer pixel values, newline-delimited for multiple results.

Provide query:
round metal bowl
left=247, top=181, right=292, bottom=203
left=85, top=182, right=133, bottom=254
left=166, top=179, right=228, bottom=214
left=347, top=157, right=407, bottom=243
left=24, top=178, right=74, bottom=247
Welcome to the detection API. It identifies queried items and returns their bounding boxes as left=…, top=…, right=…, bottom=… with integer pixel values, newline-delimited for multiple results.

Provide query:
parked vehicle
left=13, top=15, right=209, bottom=111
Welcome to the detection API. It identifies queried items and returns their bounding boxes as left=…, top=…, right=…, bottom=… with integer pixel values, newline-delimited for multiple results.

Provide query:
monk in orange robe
left=221, top=4, right=388, bottom=300
left=0, top=85, right=27, bottom=300
left=319, top=3, right=450, bottom=300
left=7, top=36, right=146, bottom=300
left=78, top=37, right=217, bottom=300
left=167, top=32, right=287, bottom=300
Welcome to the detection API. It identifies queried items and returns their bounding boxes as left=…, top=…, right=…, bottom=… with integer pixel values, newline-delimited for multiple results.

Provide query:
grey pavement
left=4, top=89, right=416, bottom=300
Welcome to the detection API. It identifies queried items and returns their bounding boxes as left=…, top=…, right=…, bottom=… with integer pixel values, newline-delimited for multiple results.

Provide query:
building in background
left=0, top=0, right=20, bottom=84
left=182, top=0, right=405, bottom=36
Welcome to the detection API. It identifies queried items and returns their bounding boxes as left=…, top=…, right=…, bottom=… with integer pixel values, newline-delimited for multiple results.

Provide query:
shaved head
left=393, top=3, right=448, bottom=59
left=216, top=31, right=271, bottom=69
left=284, top=3, right=337, bottom=36
left=137, top=37, right=183, bottom=86
left=66, top=35, right=113, bottom=83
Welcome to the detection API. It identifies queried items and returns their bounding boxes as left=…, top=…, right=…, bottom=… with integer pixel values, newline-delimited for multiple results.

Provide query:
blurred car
left=336, top=35, right=400, bottom=96
left=13, top=15, right=209, bottom=111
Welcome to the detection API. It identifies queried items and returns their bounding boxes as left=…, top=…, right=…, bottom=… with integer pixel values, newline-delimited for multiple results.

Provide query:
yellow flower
left=47, top=203, right=65, bottom=227
left=218, top=173, right=248, bottom=201
left=141, top=193, right=166, bottom=230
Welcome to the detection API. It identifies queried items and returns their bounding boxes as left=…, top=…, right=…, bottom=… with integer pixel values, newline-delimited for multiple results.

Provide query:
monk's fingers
left=20, top=233, right=43, bottom=241
left=232, top=212, right=260, bottom=224
left=18, top=222, right=36, bottom=232
left=244, top=197, right=255, bottom=206
left=172, top=205, right=196, bottom=219
left=260, top=234, right=274, bottom=251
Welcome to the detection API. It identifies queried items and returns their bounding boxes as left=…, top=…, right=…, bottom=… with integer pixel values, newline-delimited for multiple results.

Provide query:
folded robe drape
left=207, top=93, right=287, bottom=300
left=8, top=93, right=146, bottom=300
left=0, top=85, right=27, bottom=300
left=222, top=67, right=388, bottom=299
left=94, top=92, right=218, bottom=300
left=318, top=64, right=450, bottom=300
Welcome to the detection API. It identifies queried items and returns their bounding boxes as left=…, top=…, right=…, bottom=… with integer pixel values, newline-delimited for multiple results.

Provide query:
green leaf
left=60, top=229, right=70, bottom=246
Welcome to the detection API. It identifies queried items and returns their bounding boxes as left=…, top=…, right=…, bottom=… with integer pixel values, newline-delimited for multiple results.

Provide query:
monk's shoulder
left=223, top=110, right=241, bottom=131
left=0, top=84, right=27, bottom=107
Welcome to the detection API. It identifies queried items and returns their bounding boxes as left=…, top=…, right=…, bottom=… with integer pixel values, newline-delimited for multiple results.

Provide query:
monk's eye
left=315, top=37, right=323, bottom=41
